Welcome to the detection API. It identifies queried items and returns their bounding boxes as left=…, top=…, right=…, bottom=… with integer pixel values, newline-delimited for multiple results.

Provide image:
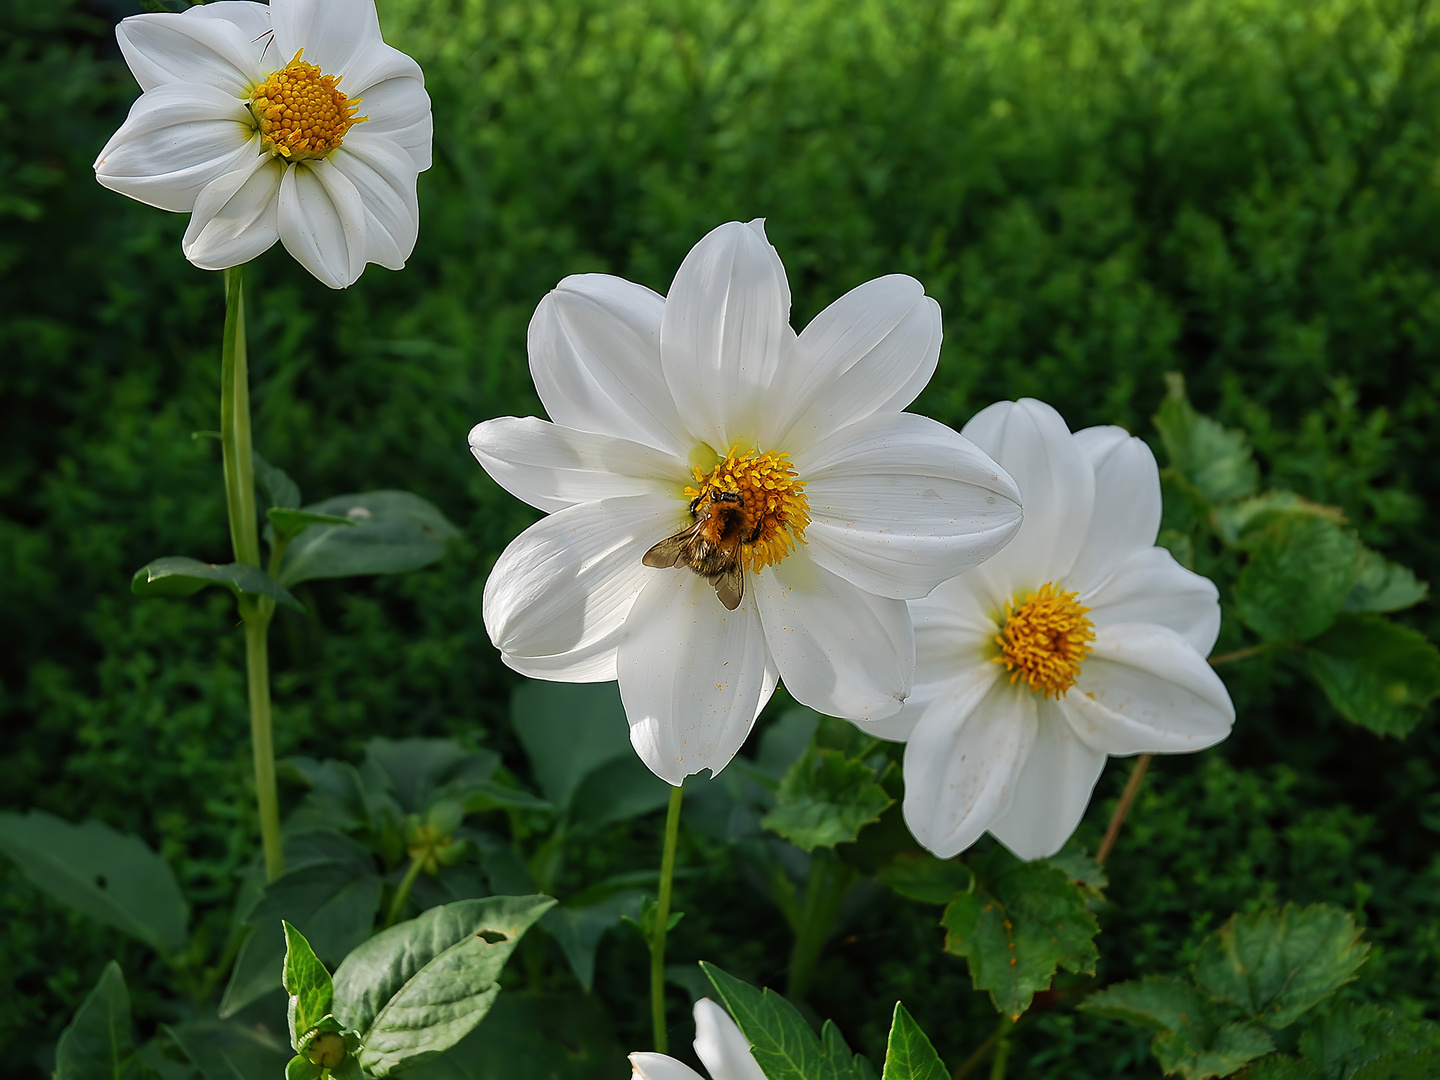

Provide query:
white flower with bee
left=470, top=219, right=1023, bottom=785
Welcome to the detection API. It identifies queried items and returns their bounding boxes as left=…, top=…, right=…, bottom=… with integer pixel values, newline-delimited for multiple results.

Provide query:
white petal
left=796, top=413, right=1023, bottom=600
left=619, top=572, right=770, bottom=786
left=1068, top=426, right=1162, bottom=589
left=694, top=999, right=766, bottom=1080
left=960, top=399, right=1095, bottom=607
left=183, top=155, right=284, bottom=269
left=630, top=1053, right=706, bottom=1080
left=333, top=39, right=431, bottom=171
left=987, top=703, right=1107, bottom=860
left=768, top=276, right=942, bottom=452
left=483, top=494, right=676, bottom=679
left=278, top=159, right=366, bottom=289
left=328, top=131, right=419, bottom=270
left=529, top=276, right=692, bottom=457
left=94, top=84, right=256, bottom=213
left=184, top=1, right=274, bottom=46
left=905, top=582, right=996, bottom=716
left=660, top=220, right=792, bottom=449
left=902, top=670, right=1032, bottom=859
left=1061, top=623, right=1234, bottom=756
left=116, top=11, right=263, bottom=94
left=1083, top=547, right=1222, bottom=655
left=753, top=550, right=914, bottom=723
left=270, top=0, right=383, bottom=75
left=469, top=416, right=686, bottom=513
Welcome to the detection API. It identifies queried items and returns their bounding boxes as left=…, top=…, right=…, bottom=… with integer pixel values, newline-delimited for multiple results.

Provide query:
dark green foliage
left=4, top=0, right=1440, bottom=1075
left=53, top=962, right=154, bottom=1080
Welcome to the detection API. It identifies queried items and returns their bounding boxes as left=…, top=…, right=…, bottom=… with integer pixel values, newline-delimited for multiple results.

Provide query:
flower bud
left=306, top=1031, right=347, bottom=1069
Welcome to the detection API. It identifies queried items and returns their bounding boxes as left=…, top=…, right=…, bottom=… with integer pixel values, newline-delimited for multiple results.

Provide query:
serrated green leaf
left=1153, top=1022, right=1274, bottom=1080
left=1344, top=548, right=1429, bottom=614
left=131, top=556, right=304, bottom=612
left=700, top=963, right=826, bottom=1080
left=1193, top=903, right=1368, bottom=1029
left=941, top=855, right=1099, bottom=1018
left=1153, top=372, right=1259, bottom=502
left=54, top=961, right=137, bottom=1080
left=221, top=835, right=382, bottom=1018
left=1220, top=1055, right=1321, bottom=1080
left=1297, top=1003, right=1440, bottom=1079
left=874, top=853, right=974, bottom=905
left=1306, top=615, right=1440, bottom=738
left=1234, top=515, right=1360, bottom=642
left=761, top=746, right=893, bottom=853
left=0, top=810, right=187, bottom=955
left=275, top=491, right=460, bottom=586
left=1213, top=491, right=1346, bottom=546
left=166, top=1019, right=291, bottom=1080
left=881, top=1002, right=946, bottom=1080
left=332, top=895, right=555, bottom=1077
left=254, top=450, right=301, bottom=511
left=283, top=922, right=334, bottom=1051
left=1350, top=1049, right=1440, bottom=1080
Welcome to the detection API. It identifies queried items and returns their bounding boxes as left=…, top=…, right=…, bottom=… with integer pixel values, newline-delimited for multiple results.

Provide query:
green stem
left=386, top=852, right=425, bottom=927
left=221, top=268, right=283, bottom=882
left=651, top=783, right=684, bottom=1054
left=1208, top=641, right=1276, bottom=667
left=988, top=1016, right=1013, bottom=1080
left=785, top=853, right=854, bottom=1001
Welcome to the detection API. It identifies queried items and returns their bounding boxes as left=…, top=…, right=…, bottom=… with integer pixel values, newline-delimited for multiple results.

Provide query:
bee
left=642, top=490, right=762, bottom=610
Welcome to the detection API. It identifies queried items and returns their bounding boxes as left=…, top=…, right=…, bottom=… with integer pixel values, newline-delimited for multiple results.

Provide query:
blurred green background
left=3, top=0, right=1439, bottom=1075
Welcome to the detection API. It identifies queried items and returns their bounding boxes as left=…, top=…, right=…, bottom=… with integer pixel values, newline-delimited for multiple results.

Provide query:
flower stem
left=1096, top=753, right=1152, bottom=866
left=386, top=852, right=425, bottom=927
left=1208, top=642, right=1274, bottom=666
left=651, top=783, right=684, bottom=1054
left=220, top=267, right=283, bottom=882
left=785, top=852, right=854, bottom=1001
left=988, top=1016, right=1013, bottom=1080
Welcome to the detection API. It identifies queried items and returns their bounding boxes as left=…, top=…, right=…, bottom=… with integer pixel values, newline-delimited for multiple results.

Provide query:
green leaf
left=361, top=737, right=502, bottom=816
left=761, top=746, right=893, bottom=852
left=1298, top=1003, right=1440, bottom=1079
left=254, top=450, right=302, bottom=511
left=166, top=1020, right=291, bottom=1080
left=54, top=961, right=138, bottom=1080
left=131, top=556, right=304, bottom=612
left=568, top=754, right=674, bottom=831
left=1153, top=372, right=1260, bottom=502
left=1351, top=1050, right=1440, bottom=1080
left=0, top=810, right=187, bottom=954
left=881, top=1002, right=946, bottom=1080
left=398, top=992, right=623, bottom=1080
left=1238, top=1059, right=1323, bottom=1080
left=1344, top=548, right=1429, bottom=614
left=1306, top=615, right=1440, bottom=738
left=700, top=963, right=825, bottom=1080
left=541, top=889, right=646, bottom=992
left=941, top=854, right=1099, bottom=1018
left=269, top=508, right=356, bottom=542
left=1153, top=1022, right=1275, bottom=1080
left=874, top=853, right=974, bottom=905
left=1192, top=903, right=1369, bottom=1029
left=286, top=1056, right=323, bottom=1080
left=331, top=895, right=556, bottom=1077
left=283, top=922, right=335, bottom=1051
left=1233, top=514, right=1360, bottom=642
left=275, top=490, right=461, bottom=586
left=1081, top=977, right=1274, bottom=1080
left=220, top=835, right=382, bottom=1018
left=1213, top=491, right=1346, bottom=546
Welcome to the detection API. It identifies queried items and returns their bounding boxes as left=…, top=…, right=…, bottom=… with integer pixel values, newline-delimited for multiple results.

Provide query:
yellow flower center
left=993, top=583, right=1096, bottom=698
left=686, top=446, right=811, bottom=573
left=249, top=51, right=366, bottom=161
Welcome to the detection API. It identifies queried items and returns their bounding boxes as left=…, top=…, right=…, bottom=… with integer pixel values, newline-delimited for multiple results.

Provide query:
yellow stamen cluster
left=687, top=446, right=811, bottom=572
left=249, top=51, right=366, bottom=161
left=994, top=583, right=1096, bottom=698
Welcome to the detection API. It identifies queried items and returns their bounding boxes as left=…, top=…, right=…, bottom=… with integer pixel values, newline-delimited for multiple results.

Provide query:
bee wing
left=643, top=528, right=696, bottom=569
left=709, top=563, right=744, bottom=611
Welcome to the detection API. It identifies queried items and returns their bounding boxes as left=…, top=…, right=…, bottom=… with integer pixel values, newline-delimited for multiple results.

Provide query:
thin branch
left=1096, top=754, right=1152, bottom=866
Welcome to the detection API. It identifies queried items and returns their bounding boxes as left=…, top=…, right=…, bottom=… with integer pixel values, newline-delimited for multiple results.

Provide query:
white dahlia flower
left=894, top=398, right=1235, bottom=860
left=94, top=0, right=432, bottom=289
left=630, top=999, right=765, bottom=1080
left=471, top=220, right=1022, bottom=785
